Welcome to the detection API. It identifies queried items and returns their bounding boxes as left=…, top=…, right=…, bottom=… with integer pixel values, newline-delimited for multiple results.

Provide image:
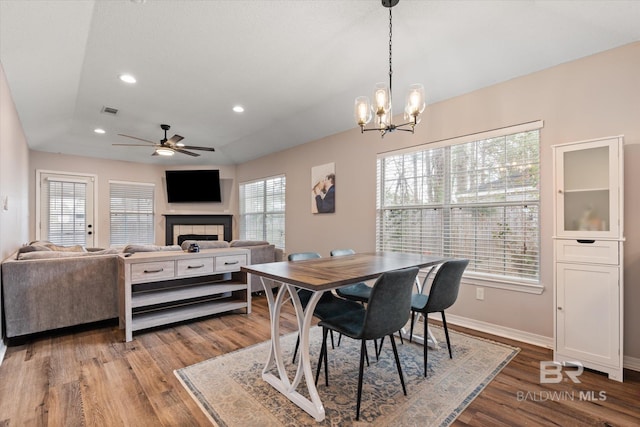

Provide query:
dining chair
left=315, top=266, right=419, bottom=420
left=331, top=249, right=372, bottom=304
left=409, top=258, right=469, bottom=377
left=331, top=248, right=388, bottom=358
left=288, top=252, right=364, bottom=363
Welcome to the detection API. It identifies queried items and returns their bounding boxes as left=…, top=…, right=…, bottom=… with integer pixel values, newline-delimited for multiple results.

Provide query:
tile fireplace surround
left=163, top=214, right=232, bottom=245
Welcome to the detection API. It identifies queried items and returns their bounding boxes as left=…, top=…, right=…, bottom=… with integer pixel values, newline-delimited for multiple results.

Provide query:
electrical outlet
left=476, top=287, right=485, bottom=300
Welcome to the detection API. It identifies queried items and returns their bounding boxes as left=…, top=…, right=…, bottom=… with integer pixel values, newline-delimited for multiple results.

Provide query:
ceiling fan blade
left=180, top=145, right=216, bottom=152
left=117, top=134, right=157, bottom=144
left=112, top=143, right=157, bottom=147
left=167, top=134, right=184, bottom=145
left=174, top=148, right=200, bottom=157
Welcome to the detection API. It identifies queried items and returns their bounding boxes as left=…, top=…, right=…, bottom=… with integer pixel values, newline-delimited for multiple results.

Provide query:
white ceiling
left=1, top=0, right=639, bottom=166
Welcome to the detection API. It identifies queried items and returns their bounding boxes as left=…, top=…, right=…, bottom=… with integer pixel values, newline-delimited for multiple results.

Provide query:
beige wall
left=28, top=152, right=237, bottom=249
left=237, top=42, right=640, bottom=359
left=5, top=43, right=640, bottom=361
left=0, top=63, right=30, bottom=354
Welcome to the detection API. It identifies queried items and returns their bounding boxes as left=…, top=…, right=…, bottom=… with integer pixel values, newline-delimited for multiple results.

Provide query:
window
left=239, top=175, right=285, bottom=249
left=110, top=181, right=155, bottom=246
left=377, top=122, right=542, bottom=292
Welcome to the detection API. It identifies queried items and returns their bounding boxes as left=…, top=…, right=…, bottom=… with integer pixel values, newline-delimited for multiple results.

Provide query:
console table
left=118, top=248, right=251, bottom=342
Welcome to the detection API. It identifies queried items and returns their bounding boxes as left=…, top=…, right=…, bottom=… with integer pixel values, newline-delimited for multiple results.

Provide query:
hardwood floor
left=1, top=295, right=638, bottom=426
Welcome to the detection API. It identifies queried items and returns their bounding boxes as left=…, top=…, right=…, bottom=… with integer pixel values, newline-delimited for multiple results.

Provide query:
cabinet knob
left=558, top=189, right=563, bottom=194
left=557, top=306, right=563, bottom=310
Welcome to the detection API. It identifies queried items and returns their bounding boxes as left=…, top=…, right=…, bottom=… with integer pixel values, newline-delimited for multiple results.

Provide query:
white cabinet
left=118, top=248, right=251, bottom=342
left=552, top=136, right=624, bottom=382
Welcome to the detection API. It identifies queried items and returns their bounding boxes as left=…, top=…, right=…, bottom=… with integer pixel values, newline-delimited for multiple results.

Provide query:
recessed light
left=94, top=128, right=106, bottom=134
left=233, top=105, right=245, bottom=113
left=119, top=74, right=137, bottom=84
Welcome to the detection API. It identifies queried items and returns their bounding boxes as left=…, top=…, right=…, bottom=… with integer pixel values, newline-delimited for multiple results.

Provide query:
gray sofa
left=1, top=240, right=281, bottom=338
left=1, top=244, right=122, bottom=338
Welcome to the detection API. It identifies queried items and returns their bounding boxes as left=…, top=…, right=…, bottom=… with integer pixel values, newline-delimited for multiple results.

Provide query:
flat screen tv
left=165, top=169, right=222, bottom=203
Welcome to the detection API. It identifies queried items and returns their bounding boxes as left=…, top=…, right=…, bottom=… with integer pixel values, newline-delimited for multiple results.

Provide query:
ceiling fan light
left=119, top=74, right=137, bottom=84
left=155, top=147, right=174, bottom=156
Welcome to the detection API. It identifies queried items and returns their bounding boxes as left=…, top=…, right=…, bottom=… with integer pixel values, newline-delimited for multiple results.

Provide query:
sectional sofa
left=1, top=240, right=282, bottom=339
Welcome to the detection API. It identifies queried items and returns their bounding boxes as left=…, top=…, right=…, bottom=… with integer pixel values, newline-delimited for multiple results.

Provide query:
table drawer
left=555, top=239, right=619, bottom=265
left=131, top=261, right=175, bottom=283
left=177, top=257, right=214, bottom=277
left=215, top=254, right=247, bottom=272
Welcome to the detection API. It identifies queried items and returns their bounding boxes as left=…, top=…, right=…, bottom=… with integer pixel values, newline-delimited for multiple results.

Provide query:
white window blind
left=239, top=175, right=285, bottom=249
left=45, top=179, right=87, bottom=246
left=377, top=126, right=540, bottom=284
left=110, top=181, right=155, bottom=246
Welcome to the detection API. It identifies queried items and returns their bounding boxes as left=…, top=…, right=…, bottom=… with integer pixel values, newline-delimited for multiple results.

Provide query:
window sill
left=461, top=273, right=545, bottom=295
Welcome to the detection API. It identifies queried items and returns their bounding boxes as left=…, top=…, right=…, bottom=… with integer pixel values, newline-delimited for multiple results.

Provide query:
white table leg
left=260, top=278, right=326, bottom=422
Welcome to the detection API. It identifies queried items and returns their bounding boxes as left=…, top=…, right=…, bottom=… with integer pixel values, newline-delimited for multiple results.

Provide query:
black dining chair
left=331, top=248, right=389, bottom=358
left=315, top=266, right=419, bottom=421
left=288, top=252, right=364, bottom=363
left=331, top=249, right=373, bottom=304
left=409, top=259, right=469, bottom=377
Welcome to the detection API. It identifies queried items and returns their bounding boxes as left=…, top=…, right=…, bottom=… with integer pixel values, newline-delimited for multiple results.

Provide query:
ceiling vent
left=101, top=106, right=119, bottom=115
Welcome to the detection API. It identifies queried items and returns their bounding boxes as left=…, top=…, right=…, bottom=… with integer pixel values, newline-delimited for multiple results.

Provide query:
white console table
left=118, top=248, right=251, bottom=342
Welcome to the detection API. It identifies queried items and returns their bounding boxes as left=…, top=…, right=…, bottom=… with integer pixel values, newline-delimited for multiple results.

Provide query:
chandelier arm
left=394, top=121, right=418, bottom=128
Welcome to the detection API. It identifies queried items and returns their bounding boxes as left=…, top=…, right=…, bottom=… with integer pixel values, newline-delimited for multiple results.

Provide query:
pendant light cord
left=388, top=7, right=393, bottom=99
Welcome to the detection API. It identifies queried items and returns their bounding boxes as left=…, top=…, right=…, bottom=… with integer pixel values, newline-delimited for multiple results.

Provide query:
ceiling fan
left=114, top=124, right=215, bottom=157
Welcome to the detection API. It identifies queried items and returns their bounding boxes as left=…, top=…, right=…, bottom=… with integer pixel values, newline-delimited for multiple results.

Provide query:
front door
left=38, top=171, right=96, bottom=247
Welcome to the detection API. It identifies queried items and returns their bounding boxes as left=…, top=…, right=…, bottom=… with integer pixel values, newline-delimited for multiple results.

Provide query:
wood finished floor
left=1, top=295, right=639, bottom=426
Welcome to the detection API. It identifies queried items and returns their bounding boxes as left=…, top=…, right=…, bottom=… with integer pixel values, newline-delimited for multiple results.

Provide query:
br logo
left=540, top=361, right=583, bottom=384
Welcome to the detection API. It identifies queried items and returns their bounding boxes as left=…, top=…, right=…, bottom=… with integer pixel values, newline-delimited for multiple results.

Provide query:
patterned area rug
left=175, top=326, right=519, bottom=426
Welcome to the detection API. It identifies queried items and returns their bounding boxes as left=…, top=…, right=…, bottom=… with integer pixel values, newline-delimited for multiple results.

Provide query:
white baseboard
left=439, top=314, right=640, bottom=373
left=623, top=355, right=640, bottom=372
left=433, top=313, right=554, bottom=349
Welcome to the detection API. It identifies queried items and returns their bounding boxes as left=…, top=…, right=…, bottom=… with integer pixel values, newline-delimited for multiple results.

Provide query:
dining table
left=241, top=251, right=446, bottom=422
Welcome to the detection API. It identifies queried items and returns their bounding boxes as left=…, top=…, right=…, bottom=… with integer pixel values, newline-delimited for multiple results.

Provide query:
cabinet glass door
left=555, top=138, right=619, bottom=238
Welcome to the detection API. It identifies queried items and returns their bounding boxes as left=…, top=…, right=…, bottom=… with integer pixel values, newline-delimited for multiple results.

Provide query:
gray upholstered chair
left=409, top=259, right=469, bottom=377
left=315, top=266, right=419, bottom=421
left=288, top=252, right=363, bottom=363
left=331, top=249, right=373, bottom=303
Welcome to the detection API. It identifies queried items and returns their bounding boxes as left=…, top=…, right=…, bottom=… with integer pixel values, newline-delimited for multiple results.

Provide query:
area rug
left=175, top=326, right=519, bottom=426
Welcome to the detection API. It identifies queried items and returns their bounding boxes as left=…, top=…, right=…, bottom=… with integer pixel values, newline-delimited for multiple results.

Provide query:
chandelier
left=355, top=0, right=425, bottom=137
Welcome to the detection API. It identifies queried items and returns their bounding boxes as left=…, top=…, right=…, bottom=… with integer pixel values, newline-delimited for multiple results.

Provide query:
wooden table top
left=241, top=252, right=446, bottom=291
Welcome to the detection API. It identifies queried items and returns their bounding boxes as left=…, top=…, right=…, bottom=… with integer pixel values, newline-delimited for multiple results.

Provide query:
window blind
left=377, top=127, right=540, bottom=283
left=239, top=175, right=286, bottom=249
left=110, top=181, right=155, bottom=246
left=45, top=180, right=87, bottom=246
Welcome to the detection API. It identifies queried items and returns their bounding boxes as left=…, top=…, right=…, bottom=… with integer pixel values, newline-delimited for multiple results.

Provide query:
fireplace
left=164, top=215, right=232, bottom=245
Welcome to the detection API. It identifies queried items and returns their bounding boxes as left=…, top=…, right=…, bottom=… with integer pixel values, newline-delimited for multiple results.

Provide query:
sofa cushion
left=17, top=250, right=118, bottom=260
left=230, top=240, right=269, bottom=247
left=16, top=244, right=52, bottom=259
left=44, top=243, right=87, bottom=252
left=123, top=244, right=182, bottom=254
left=180, top=240, right=230, bottom=250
